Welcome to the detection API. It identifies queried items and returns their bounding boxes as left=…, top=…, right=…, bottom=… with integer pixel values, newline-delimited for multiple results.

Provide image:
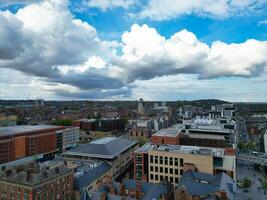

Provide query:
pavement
left=236, top=165, right=267, bottom=200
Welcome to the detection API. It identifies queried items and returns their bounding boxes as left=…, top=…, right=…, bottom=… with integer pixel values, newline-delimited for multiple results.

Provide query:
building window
left=160, top=167, right=163, bottom=173
left=170, top=177, right=173, bottom=183
left=150, top=174, right=154, bottom=180
left=150, top=166, right=153, bottom=172
left=155, top=166, right=158, bottom=172
left=165, top=176, right=168, bottom=181
left=150, top=155, right=153, bottom=163
left=155, top=156, right=158, bottom=164
left=170, top=157, right=173, bottom=165
left=164, top=157, right=168, bottom=165
left=160, top=175, right=163, bottom=181
left=175, top=177, right=179, bottom=183
left=170, top=168, right=173, bottom=174
left=155, top=175, right=158, bottom=181
left=175, top=158, right=178, bottom=166
left=180, top=169, right=184, bottom=175
left=175, top=169, right=179, bottom=175
left=165, top=168, right=168, bottom=173
left=180, top=158, right=184, bottom=167
left=160, top=156, right=163, bottom=164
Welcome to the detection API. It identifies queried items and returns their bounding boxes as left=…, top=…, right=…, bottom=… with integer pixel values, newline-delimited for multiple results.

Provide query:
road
left=236, top=166, right=267, bottom=200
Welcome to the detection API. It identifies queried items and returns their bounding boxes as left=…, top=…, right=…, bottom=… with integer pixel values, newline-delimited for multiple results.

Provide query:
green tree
left=138, top=137, right=148, bottom=147
left=238, top=141, right=246, bottom=151
left=247, top=141, right=256, bottom=151
left=53, top=119, right=72, bottom=126
left=261, top=180, right=267, bottom=193
left=242, top=177, right=252, bottom=191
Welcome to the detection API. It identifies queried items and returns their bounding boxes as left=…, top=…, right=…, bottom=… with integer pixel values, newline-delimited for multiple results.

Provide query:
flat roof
left=0, top=125, right=65, bottom=137
left=64, top=137, right=138, bottom=159
left=152, top=128, right=180, bottom=137
left=149, top=144, right=225, bottom=157
left=187, top=133, right=225, bottom=140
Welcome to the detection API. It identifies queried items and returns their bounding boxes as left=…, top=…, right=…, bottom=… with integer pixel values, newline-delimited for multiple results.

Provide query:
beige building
left=147, top=145, right=235, bottom=187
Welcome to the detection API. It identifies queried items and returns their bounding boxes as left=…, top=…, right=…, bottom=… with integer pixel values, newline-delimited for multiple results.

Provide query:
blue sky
left=0, top=0, right=267, bottom=101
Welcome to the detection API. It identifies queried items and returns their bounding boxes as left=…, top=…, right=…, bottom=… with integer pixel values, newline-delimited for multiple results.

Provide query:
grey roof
left=74, top=162, right=111, bottom=190
left=179, top=170, right=235, bottom=200
left=0, top=125, right=64, bottom=137
left=122, top=179, right=169, bottom=200
left=0, top=161, right=72, bottom=187
left=65, top=137, right=138, bottom=159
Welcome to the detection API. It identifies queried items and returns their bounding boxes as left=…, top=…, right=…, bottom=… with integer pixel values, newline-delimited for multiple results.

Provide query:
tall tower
left=138, top=98, right=144, bottom=113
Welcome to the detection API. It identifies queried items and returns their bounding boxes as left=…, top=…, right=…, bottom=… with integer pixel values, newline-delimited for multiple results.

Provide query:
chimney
left=43, top=170, right=48, bottom=178
left=5, top=169, right=12, bottom=177
left=221, top=190, right=227, bottom=200
left=100, top=192, right=106, bottom=200
left=55, top=167, right=60, bottom=174
left=26, top=171, right=32, bottom=182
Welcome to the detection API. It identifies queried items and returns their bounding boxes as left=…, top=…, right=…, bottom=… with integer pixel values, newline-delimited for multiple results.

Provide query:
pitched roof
left=179, top=170, right=235, bottom=200
left=65, top=137, right=138, bottom=159
left=74, top=162, right=111, bottom=190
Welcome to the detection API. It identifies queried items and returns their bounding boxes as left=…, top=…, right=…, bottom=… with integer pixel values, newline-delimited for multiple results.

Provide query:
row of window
left=150, top=166, right=183, bottom=175
left=150, top=174, right=179, bottom=183
left=150, top=155, right=184, bottom=166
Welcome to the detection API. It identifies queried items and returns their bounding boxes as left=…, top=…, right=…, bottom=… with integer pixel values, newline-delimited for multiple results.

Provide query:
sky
left=0, top=0, right=267, bottom=102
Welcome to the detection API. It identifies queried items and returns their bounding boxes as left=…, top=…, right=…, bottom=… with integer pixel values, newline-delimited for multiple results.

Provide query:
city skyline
left=0, top=0, right=267, bottom=101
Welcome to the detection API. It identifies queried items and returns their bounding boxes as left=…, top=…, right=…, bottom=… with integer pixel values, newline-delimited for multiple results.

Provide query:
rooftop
left=152, top=128, right=180, bottom=137
left=136, top=143, right=225, bottom=157
left=64, top=137, right=138, bottom=159
left=74, top=162, right=111, bottom=191
left=0, top=125, right=65, bottom=137
left=179, top=170, right=235, bottom=200
left=0, top=160, right=72, bottom=187
left=150, top=144, right=225, bottom=157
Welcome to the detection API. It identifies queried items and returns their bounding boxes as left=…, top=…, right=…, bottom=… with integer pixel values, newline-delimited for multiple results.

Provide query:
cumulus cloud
left=0, top=0, right=124, bottom=92
left=137, top=0, right=267, bottom=21
left=1, top=0, right=267, bottom=100
left=115, top=24, right=267, bottom=83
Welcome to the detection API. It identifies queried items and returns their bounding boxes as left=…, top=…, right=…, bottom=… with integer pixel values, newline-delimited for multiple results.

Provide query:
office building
left=63, top=137, right=139, bottom=178
left=0, top=125, right=80, bottom=164
left=0, top=160, right=73, bottom=200
left=134, top=143, right=235, bottom=185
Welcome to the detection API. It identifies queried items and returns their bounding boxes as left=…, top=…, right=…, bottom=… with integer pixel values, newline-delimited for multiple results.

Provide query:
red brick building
left=0, top=125, right=66, bottom=164
left=0, top=161, right=73, bottom=200
left=151, top=128, right=180, bottom=145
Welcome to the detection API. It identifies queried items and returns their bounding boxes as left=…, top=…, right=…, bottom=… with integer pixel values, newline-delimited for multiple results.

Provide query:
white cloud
left=115, top=24, right=267, bottom=83
left=83, top=0, right=134, bottom=11
left=138, top=0, right=267, bottom=21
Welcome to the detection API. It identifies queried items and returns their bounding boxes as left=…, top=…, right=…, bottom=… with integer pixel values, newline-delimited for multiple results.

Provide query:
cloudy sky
left=0, top=0, right=267, bottom=101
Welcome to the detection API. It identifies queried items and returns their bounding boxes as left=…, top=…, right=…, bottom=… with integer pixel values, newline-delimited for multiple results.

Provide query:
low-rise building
left=91, top=178, right=174, bottom=200
left=73, top=162, right=112, bottom=200
left=63, top=137, right=139, bottom=179
left=176, top=170, right=235, bottom=200
left=0, top=160, right=73, bottom=200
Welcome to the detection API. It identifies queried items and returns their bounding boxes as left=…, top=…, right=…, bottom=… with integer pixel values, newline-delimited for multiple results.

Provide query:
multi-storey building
left=0, top=125, right=80, bottom=164
left=63, top=137, right=139, bottom=179
left=134, top=143, right=236, bottom=185
left=0, top=161, right=73, bottom=200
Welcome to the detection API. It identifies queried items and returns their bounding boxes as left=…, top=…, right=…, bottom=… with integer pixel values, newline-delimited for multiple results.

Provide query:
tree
left=242, top=177, right=252, bottom=191
left=238, top=141, right=246, bottom=151
left=247, top=141, right=256, bottom=151
left=138, top=137, right=148, bottom=147
left=261, top=180, right=267, bottom=193
left=53, top=119, right=72, bottom=126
